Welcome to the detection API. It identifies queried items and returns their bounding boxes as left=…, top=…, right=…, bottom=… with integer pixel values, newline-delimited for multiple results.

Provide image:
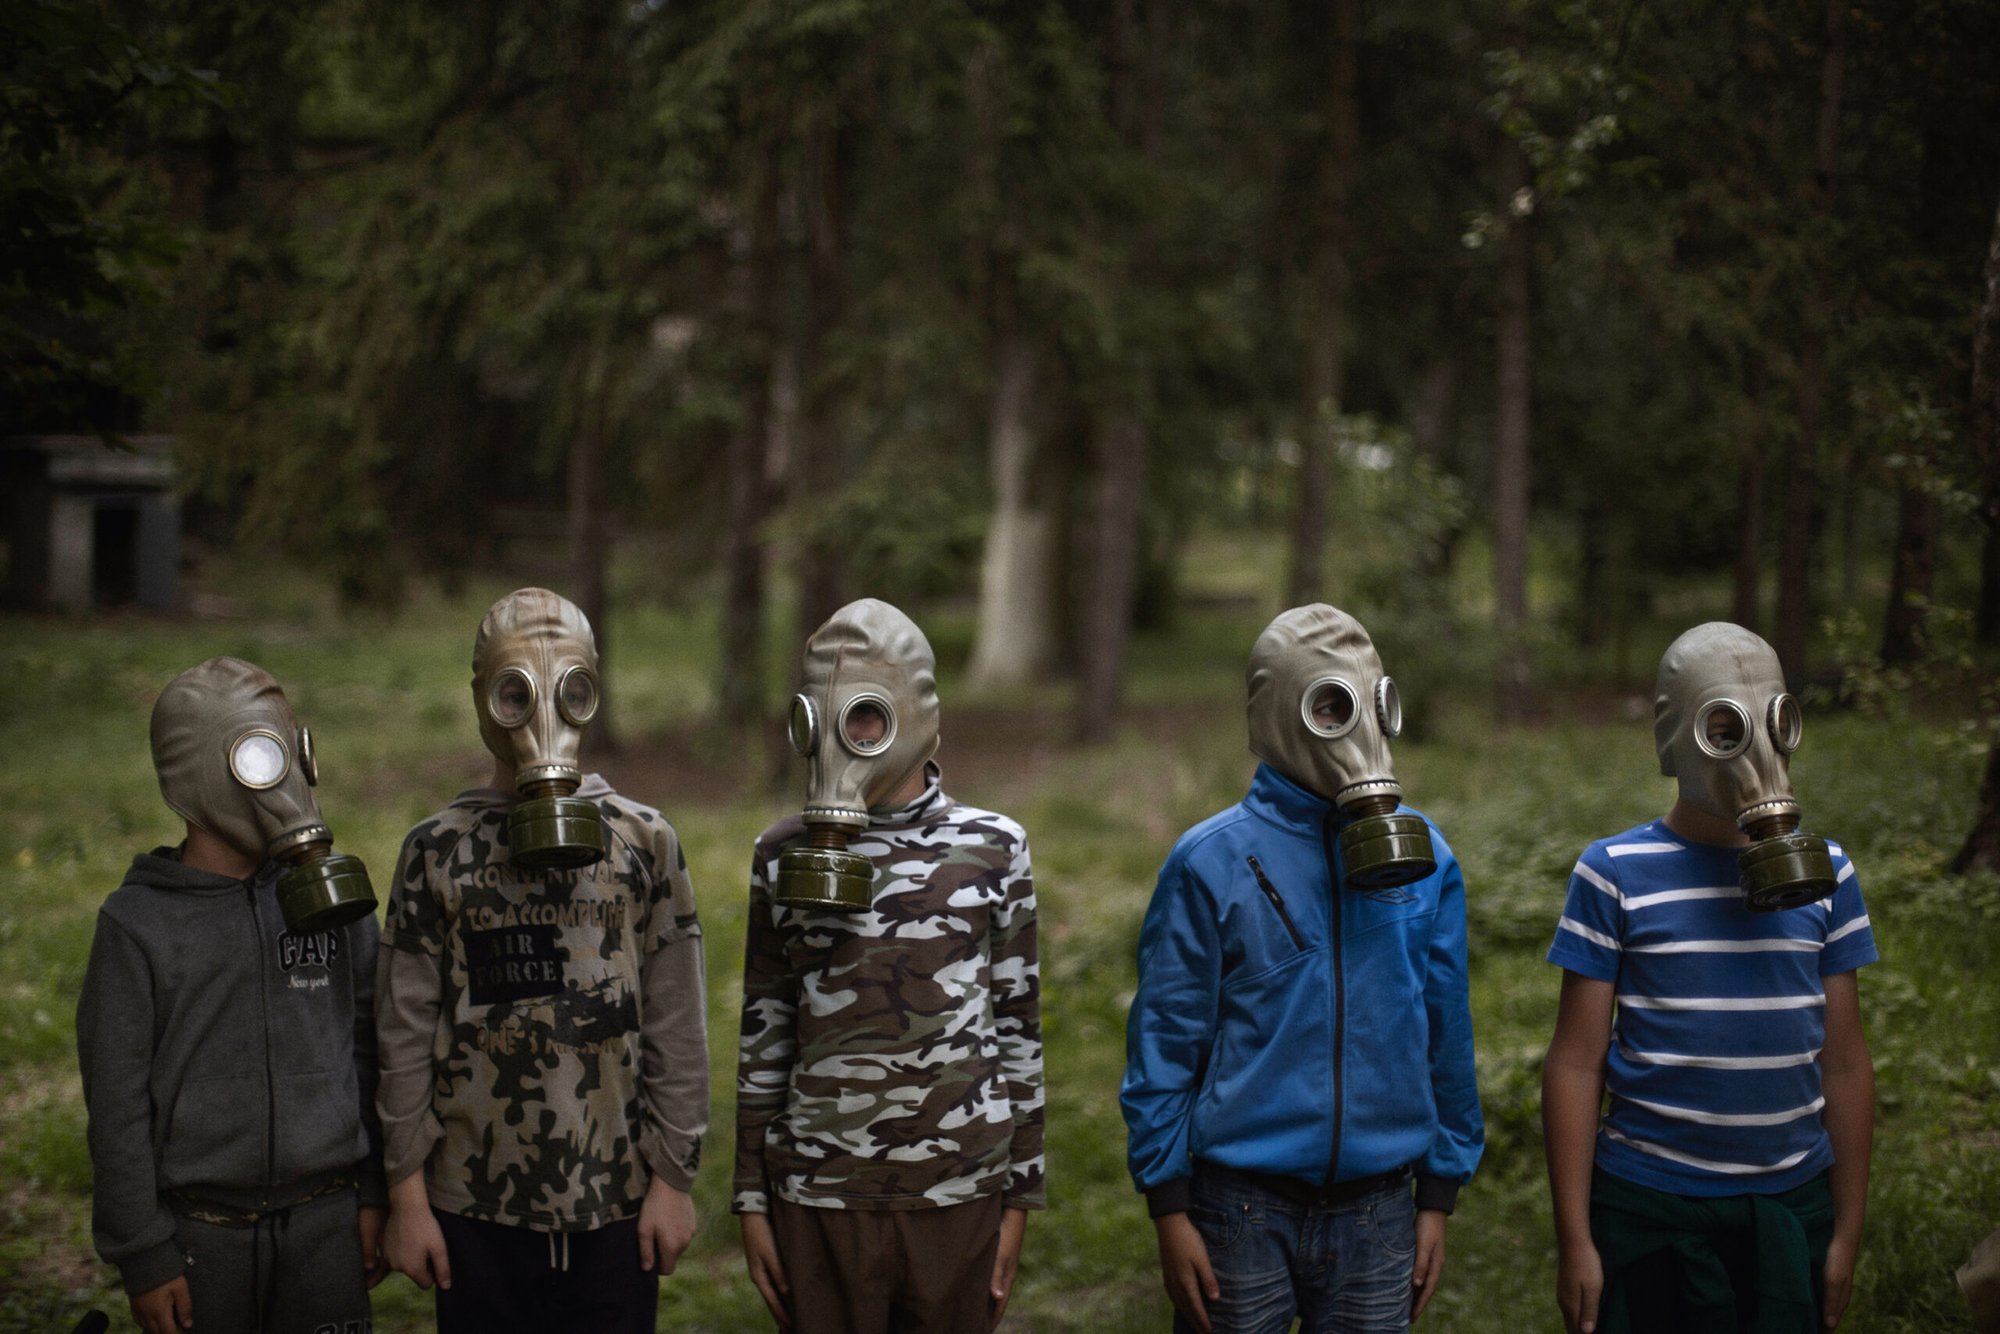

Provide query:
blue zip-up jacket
left=1122, top=763, right=1483, bottom=1216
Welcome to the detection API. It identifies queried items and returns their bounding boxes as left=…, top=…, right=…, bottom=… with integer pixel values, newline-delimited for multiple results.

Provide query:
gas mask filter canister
left=1248, top=605, right=1436, bottom=890
left=473, top=588, right=607, bottom=869
left=1656, top=623, right=1836, bottom=911
left=151, top=657, right=378, bottom=934
left=776, top=599, right=941, bottom=911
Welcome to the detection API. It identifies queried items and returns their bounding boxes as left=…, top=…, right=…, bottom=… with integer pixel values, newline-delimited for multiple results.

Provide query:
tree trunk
left=1951, top=733, right=2000, bottom=875
left=968, top=329, right=1061, bottom=686
left=1777, top=0, right=1845, bottom=689
left=1412, top=354, right=1463, bottom=583
left=1410, top=355, right=1460, bottom=462
left=1879, top=477, right=1940, bottom=666
left=1285, top=0, right=1357, bottom=609
left=1733, top=413, right=1765, bottom=632
left=794, top=110, right=850, bottom=654
left=1974, top=190, right=2000, bottom=646
left=1493, top=137, right=1533, bottom=722
left=1075, top=411, right=1147, bottom=744
left=719, top=147, right=783, bottom=728
left=1069, top=0, right=1157, bottom=743
left=964, top=45, right=1063, bottom=689
left=570, top=340, right=615, bottom=751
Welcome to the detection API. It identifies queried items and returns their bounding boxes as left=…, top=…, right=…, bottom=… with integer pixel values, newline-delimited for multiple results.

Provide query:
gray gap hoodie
left=75, top=847, right=385, bottom=1295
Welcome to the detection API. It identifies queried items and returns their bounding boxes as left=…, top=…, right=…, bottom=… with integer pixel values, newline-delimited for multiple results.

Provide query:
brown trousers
left=771, top=1194, right=1004, bottom=1334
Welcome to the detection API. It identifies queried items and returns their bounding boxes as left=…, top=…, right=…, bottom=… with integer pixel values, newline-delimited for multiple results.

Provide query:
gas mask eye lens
left=230, top=730, right=289, bottom=789
left=489, top=669, right=536, bottom=728
left=1694, top=700, right=1750, bottom=759
left=788, top=694, right=820, bottom=756
left=838, top=694, right=897, bottom=755
left=298, top=727, right=318, bottom=786
left=1375, top=678, right=1403, bottom=739
left=555, top=667, right=599, bottom=726
left=1302, top=678, right=1360, bottom=738
left=1769, top=694, right=1802, bottom=754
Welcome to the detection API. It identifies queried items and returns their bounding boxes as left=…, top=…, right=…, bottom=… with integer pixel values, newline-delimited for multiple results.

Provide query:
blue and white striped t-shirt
left=1546, top=818, right=1877, bottom=1198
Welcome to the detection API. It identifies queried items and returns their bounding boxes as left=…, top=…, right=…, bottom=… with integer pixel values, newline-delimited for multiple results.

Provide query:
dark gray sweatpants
left=172, top=1187, right=371, bottom=1333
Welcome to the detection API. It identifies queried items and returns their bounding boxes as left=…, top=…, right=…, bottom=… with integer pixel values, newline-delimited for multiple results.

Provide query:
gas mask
left=1247, top=605, right=1435, bottom=890
left=472, top=588, right=605, bottom=869
left=1655, top=622, right=1834, bottom=911
left=151, top=657, right=377, bottom=934
left=776, top=599, right=941, bottom=910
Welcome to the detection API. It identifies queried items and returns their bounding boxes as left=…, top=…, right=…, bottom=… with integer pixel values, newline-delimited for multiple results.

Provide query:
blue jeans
left=1175, top=1165, right=1417, bottom=1334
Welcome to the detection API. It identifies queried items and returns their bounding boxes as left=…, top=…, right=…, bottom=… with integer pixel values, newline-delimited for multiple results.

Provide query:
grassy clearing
left=2, top=550, right=1995, bottom=1331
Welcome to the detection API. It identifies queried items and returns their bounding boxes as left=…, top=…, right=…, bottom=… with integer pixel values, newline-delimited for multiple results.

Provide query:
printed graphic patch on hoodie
left=279, top=927, right=342, bottom=990
left=466, top=923, right=564, bottom=1004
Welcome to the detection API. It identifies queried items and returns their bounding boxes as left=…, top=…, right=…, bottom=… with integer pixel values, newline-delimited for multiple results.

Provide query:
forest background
left=5, top=0, right=2000, bottom=1329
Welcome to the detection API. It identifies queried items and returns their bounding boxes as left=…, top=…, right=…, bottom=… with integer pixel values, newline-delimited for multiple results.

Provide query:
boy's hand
left=1154, top=1212, right=1219, bottom=1334
left=358, top=1205, right=389, bottom=1288
left=130, top=1274, right=192, bottom=1334
left=638, top=1176, right=696, bottom=1275
left=384, top=1175, right=451, bottom=1291
left=989, top=1207, right=1027, bottom=1328
left=740, top=1212, right=792, bottom=1330
left=1821, top=1232, right=1858, bottom=1328
left=1556, top=1239, right=1604, bottom=1334
left=1411, top=1208, right=1447, bottom=1321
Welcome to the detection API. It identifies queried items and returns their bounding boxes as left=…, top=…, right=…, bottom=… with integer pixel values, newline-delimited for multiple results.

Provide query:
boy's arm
left=733, top=850, right=797, bottom=1214
left=374, top=946, right=445, bottom=1183
left=348, top=910, right=388, bottom=1208
left=637, top=827, right=708, bottom=1193
left=991, top=831, right=1045, bottom=1210
left=1543, top=969, right=1615, bottom=1334
left=1418, top=840, right=1483, bottom=1213
left=1818, top=969, right=1874, bottom=1329
left=374, top=829, right=449, bottom=1187
left=1120, top=855, right=1222, bottom=1218
left=75, top=911, right=184, bottom=1296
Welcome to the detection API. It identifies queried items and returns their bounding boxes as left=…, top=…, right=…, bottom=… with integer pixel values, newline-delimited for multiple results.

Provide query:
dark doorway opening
left=93, top=502, right=139, bottom=606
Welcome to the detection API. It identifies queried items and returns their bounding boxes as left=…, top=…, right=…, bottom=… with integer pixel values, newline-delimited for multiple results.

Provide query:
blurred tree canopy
left=12, top=0, right=2000, bottom=733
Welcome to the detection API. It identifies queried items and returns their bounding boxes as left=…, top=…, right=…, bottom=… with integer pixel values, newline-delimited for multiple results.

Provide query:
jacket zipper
left=248, top=881, right=275, bottom=1200
left=1321, top=817, right=1345, bottom=1188
left=1245, top=857, right=1308, bottom=952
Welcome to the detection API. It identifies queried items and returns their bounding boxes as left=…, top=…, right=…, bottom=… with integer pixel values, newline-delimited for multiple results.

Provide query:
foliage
left=1817, top=602, right=1997, bottom=718
left=0, top=0, right=226, bottom=430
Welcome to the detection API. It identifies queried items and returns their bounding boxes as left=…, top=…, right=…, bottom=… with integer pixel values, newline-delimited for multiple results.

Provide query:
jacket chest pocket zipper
left=1246, top=856, right=1308, bottom=952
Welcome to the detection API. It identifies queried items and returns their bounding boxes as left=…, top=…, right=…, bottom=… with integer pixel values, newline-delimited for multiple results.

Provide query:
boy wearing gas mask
left=1122, top=604, right=1483, bottom=1334
left=375, top=588, right=708, bottom=1333
left=1542, top=623, right=1877, bottom=1334
left=733, top=599, right=1045, bottom=1333
left=76, top=656, right=387, bottom=1334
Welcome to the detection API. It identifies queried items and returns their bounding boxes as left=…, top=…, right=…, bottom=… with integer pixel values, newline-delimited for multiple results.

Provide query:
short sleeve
left=1546, top=843, right=1624, bottom=982
left=1818, top=842, right=1878, bottom=976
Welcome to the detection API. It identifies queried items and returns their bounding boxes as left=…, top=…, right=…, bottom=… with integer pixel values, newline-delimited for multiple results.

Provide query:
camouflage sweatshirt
left=375, top=776, right=707, bottom=1232
left=733, top=767, right=1045, bottom=1213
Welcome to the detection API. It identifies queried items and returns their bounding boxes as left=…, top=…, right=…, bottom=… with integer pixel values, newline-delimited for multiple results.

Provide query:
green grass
left=2, top=547, right=1995, bottom=1331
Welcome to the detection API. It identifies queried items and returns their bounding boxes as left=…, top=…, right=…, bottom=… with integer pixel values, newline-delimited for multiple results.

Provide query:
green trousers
left=1590, top=1167, right=1834, bottom=1334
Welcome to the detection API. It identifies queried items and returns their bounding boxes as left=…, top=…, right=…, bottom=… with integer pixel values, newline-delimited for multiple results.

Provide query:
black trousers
left=172, top=1187, right=371, bottom=1334
left=432, top=1211, right=658, bottom=1334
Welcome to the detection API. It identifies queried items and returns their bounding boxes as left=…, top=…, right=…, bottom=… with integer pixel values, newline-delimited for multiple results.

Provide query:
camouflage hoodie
left=376, top=775, right=707, bottom=1232
left=733, top=765, right=1045, bottom=1213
